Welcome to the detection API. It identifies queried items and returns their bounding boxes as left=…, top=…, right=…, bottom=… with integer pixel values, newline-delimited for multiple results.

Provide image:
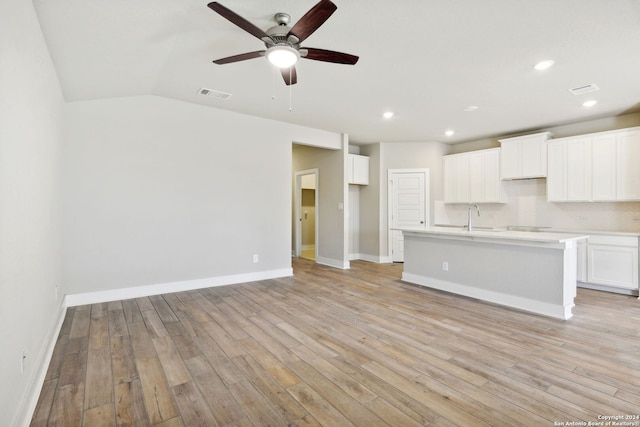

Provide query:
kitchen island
left=400, top=227, right=588, bottom=319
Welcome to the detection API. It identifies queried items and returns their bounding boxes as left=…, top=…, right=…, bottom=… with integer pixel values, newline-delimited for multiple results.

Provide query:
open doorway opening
left=294, top=169, right=318, bottom=261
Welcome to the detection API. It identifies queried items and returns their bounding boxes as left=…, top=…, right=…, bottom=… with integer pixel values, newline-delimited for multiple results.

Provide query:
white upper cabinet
left=347, top=154, right=369, bottom=185
left=443, top=153, right=470, bottom=203
left=616, top=129, right=640, bottom=200
left=444, top=148, right=505, bottom=204
left=499, top=132, right=552, bottom=180
left=591, top=134, right=617, bottom=201
left=547, top=127, right=640, bottom=202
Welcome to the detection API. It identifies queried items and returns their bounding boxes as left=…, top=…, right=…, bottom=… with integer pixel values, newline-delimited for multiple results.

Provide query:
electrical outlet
left=253, top=254, right=259, bottom=263
left=20, top=348, right=26, bottom=375
left=633, top=217, right=640, bottom=223
left=578, top=216, right=589, bottom=222
left=442, top=261, right=449, bottom=271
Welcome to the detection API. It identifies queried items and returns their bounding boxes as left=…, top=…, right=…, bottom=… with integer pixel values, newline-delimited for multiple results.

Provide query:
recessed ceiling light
left=534, top=60, right=555, bottom=71
left=582, top=99, right=598, bottom=108
left=445, top=130, right=454, bottom=137
left=382, top=111, right=394, bottom=119
left=463, top=105, right=478, bottom=112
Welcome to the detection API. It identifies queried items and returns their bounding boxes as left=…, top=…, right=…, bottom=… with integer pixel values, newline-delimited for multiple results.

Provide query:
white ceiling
left=33, top=0, right=640, bottom=144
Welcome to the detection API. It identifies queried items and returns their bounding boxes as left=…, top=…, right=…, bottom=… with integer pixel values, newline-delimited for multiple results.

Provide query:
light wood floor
left=31, top=258, right=640, bottom=426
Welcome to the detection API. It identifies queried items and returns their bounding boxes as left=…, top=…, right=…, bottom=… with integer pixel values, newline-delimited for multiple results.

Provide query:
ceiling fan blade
left=208, top=2, right=271, bottom=41
left=287, top=0, right=337, bottom=43
left=213, top=50, right=265, bottom=65
left=281, top=66, right=298, bottom=85
left=302, top=48, right=359, bottom=65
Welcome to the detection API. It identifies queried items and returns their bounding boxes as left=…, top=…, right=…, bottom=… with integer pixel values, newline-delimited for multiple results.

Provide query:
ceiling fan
left=207, top=0, right=359, bottom=85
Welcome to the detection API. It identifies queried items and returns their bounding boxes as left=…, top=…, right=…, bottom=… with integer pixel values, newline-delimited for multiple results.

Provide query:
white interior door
left=389, top=170, right=429, bottom=262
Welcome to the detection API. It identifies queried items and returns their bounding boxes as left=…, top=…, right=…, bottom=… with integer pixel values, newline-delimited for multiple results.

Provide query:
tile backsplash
left=436, top=179, right=640, bottom=232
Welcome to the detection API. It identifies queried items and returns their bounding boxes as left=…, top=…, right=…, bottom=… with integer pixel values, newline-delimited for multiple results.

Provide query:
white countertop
left=549, top=228, right=640, bottom=237
left=400, top=227, right=589, bottom=245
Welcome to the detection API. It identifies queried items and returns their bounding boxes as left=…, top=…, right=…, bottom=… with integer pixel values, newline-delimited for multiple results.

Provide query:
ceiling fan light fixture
left=267, top=45, right=299, bottom=68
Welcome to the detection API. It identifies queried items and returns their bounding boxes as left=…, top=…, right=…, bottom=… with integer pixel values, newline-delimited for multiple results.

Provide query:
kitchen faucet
left=467, top=204, right=480, bottom=231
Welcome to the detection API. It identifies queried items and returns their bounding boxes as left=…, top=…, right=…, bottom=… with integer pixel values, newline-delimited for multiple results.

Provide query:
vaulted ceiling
left=33, top=0, right=640, bottom=143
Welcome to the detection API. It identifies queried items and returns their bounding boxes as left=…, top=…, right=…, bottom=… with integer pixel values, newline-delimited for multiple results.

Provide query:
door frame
left=294, top=169, right=319, bottom=259
left=387, top=168, right=430, bottom=262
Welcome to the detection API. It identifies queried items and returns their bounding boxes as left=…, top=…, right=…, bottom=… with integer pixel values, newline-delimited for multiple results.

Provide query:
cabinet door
left=350, top=155, right=369, bottom=185
left=576, top=239, right=587, bottom=282
left=566, top=137, right=591, bottom=201
left=520, top=138, right=547, bottom=178
left=591, top=134, right=617, bottom=201
left=482, top=150, right=503, bottom=202
left=587, top=244, right=639, bottom=290
left=443, top=155, right=469, bottom=203
left=547, top=142, right=567, bottom=201
left=616, top=130, right=640, bottom=200
left=500, top=142, right=520, bottom=179
left=469, top=152, right=485, bottom=202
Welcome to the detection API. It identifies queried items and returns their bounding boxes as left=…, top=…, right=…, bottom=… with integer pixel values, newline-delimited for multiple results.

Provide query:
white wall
left=63, top=95, right=341, bottom=295
left=0, top=1, right=65, bottom=425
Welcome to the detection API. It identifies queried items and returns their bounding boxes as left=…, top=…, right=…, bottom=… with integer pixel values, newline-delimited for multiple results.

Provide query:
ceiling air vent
left=569, top=84, right=599, bottom=96
left=198, top=87, right=232, bottom=100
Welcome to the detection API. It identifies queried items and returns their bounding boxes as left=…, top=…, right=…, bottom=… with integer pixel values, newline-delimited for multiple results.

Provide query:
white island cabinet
left=399, top=228, right=588, bottom=319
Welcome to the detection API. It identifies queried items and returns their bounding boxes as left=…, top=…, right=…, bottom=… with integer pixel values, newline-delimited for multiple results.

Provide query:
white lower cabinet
left=576, top=239, right=587, bottom=283
left=586, top=235, right=638, bottom=290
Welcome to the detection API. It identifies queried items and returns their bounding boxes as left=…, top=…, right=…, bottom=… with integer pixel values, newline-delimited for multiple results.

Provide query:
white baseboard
left=14, top=303, right=67, bottom=427
left=402, top=272, right=573, bottom=320
left=64, top=268, right=293, bottom=307
left=350, top=253, right=393, bottom=264
left=577, top=281, right=639, bottom=296
left=315, top=256, right=350, bottom=270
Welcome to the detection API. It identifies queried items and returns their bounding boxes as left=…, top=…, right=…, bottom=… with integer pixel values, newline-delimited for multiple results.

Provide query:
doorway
left=388, top=169, right=430, bottom=262
left=295, top=169, right=318, bottom=260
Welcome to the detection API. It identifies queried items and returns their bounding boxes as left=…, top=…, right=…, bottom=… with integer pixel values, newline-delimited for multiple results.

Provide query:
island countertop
left=399, top=227, right=588, bottom=248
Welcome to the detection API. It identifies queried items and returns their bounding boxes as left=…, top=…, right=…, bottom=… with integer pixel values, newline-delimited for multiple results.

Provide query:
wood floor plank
left=121, top=299, right=144, bottom=324
left=110, top=335, right=137, bottom=385
left=152, top=335, right=192, bottom=387
left=114, top=379, right=149, bottom=427
left=69, top=307, right=91, bottom=339
left=84, top=347, right=113, bottom=410
left=184, top=355, right=249, bottom=426
left=228, top=380, right=285, bottom=426
left=29, top=378, right=57, bottom=427
left=232, top=353, right=308, bottom=423
left=32, top=258, right=640, bottom=426
left=47, top=383, right=84, bottom=427
left=135, top=357, right=179, bottom=424
left=171, top=381, right=218, bottom=427
left=286, top=382, right=355, bottom=427
left=108, top=307, right=129, bottom=338
left=82, top=403, right=115, bottom=427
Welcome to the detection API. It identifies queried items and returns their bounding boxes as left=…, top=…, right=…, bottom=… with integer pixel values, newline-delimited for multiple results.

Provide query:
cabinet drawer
left=587, top=234, right=638, bottom=247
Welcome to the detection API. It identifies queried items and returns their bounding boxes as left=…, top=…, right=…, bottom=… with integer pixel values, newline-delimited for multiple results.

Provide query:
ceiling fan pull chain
left=289, top=68, right=293, bottom=111
left=272, top=65, right=277, bottom=100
